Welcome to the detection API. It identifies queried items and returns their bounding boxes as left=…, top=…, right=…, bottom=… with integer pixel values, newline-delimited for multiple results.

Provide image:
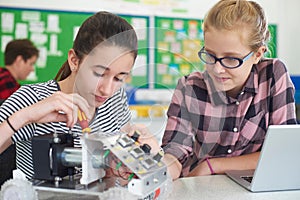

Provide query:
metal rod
left=61, top=148, right=82, bottom=167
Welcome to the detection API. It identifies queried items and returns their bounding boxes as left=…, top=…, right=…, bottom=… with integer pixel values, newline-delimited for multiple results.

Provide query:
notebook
left=225, top=124, right=300, bottom=192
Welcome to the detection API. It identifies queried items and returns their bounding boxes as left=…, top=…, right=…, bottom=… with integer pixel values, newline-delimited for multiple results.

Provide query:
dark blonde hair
left=203, top=0, right=270, bottom=52
left=55, top=11, right=138, bottom=81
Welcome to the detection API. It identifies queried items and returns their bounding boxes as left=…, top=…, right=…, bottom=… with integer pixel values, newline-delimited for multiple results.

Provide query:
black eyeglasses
left=198, top=47, right=253, bottom=69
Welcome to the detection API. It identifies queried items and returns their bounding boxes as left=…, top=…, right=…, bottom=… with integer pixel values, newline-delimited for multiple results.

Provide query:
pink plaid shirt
left=162, top=58, right=297, bottom=177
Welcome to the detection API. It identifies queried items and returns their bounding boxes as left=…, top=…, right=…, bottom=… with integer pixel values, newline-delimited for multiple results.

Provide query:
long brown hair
left=54, top=11, right=138, bottom=81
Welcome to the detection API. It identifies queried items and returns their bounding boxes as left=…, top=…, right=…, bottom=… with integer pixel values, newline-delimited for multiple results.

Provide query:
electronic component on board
left=141, top=144, right=151, bottom=154
left=117, top=135, right=134, bottom=148
left=130, top=131, right=140, bottom=142
left=141, top=157, right=156, bottom=169
left=153, top=151, right=163, bottom=162
left=130, top=147, right=144, bottom=158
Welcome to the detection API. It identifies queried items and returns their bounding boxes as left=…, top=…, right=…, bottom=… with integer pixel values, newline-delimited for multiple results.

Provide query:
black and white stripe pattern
left=0, top=80, right=131, bottom=179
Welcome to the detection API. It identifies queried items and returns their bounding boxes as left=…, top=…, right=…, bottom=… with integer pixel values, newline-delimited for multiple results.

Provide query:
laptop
left=225, top=124, right=300, bottom=192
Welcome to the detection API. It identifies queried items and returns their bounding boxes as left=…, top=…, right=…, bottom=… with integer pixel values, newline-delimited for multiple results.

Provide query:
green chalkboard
left=154, top=16, right=277, bottom=89
left=0, top=7, right=149, bottom=88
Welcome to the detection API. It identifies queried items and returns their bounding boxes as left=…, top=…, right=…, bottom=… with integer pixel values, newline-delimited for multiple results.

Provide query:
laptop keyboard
left=241, top=176, right=253, bottom=183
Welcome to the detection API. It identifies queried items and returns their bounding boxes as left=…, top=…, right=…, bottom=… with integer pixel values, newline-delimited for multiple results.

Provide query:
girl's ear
left=253, top=46, right=266, bottom=64
left=68, top=49, right=79, bottom=71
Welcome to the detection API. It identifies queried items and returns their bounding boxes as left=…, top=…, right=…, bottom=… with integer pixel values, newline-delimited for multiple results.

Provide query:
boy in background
left=0, top=38, right=39, bottom=185
left=0, top=38, right=39, bottom=99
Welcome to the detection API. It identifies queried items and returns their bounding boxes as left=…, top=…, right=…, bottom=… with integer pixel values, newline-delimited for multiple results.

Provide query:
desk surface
left=168, top=175, right=300, bottom=200
left=35, top=175, right=300, bottom=199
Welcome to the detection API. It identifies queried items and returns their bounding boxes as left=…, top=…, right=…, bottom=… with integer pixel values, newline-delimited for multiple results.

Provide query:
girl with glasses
left=161, top=0, right=297, bottom=179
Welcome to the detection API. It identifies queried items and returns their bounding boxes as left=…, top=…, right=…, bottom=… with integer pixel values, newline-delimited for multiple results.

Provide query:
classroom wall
left=0, top=0, right=300, bottom=74
left=1, top=0, right=299, bottom=75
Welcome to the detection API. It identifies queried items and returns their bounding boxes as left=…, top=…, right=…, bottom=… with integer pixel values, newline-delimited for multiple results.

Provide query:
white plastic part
left=80, top=134, right=106, bottom=185
left=0, top=179, right=38, bottom=200
left=12, top=169, right=27, bottom=180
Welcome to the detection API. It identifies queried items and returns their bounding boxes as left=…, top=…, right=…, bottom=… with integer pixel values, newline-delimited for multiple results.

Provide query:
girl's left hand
left=128, top=124, right=161, bottom=154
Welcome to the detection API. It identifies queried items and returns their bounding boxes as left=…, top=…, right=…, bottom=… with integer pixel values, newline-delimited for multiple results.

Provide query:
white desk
left=168, top=175, right=300, bottom=200
left=34, top=175, right=300, bottom=199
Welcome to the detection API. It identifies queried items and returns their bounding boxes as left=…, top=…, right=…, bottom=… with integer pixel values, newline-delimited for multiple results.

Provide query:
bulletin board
left=154, top=16, right=204, bottom=89
left=266, top=24, right=277, bottom=58
left=154, top=16, right=278, bottom=89
left=0, top=7, right=149, bottom=88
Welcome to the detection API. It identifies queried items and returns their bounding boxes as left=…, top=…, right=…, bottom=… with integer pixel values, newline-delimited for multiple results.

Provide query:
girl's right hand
left=21, top=91, right=92, bottom=128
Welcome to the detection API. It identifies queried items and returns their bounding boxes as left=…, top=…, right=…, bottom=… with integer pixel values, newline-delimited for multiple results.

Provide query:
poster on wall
left=121, top=15, right=150, bottom=89
left=0, top=7, right=149, bottom=88
left=154, top=16, right=204, bottom=89
left=266, top=24, right=277, bottom=58
left=154, top=16, right=277, bottom=89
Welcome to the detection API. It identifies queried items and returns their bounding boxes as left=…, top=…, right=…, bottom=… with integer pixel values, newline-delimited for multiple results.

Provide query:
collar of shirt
left=203, top=71, right=227, bottom=106
left=243, top=65, right=259, bottom=94
left=203, top=66, right=258, bottom=106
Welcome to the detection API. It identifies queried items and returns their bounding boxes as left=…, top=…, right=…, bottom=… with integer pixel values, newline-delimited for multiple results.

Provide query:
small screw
left=53, top=137, right=61, bottom=143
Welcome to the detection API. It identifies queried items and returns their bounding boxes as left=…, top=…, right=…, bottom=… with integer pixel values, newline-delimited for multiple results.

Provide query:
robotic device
left=27, top=131, right=171, bottom=199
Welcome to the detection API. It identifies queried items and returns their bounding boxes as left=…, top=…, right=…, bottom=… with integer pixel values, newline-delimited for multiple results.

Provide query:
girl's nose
left=97, top=77, right=114, bottom=96
left=213, top=61, right=226, bottom=74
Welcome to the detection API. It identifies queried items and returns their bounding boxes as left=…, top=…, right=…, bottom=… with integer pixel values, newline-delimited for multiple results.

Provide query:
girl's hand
left=21, top=91, right=92, bottom=128
left=0, top=91, right=91, bottom=153
left=128, top=124, right=161, bottom=154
